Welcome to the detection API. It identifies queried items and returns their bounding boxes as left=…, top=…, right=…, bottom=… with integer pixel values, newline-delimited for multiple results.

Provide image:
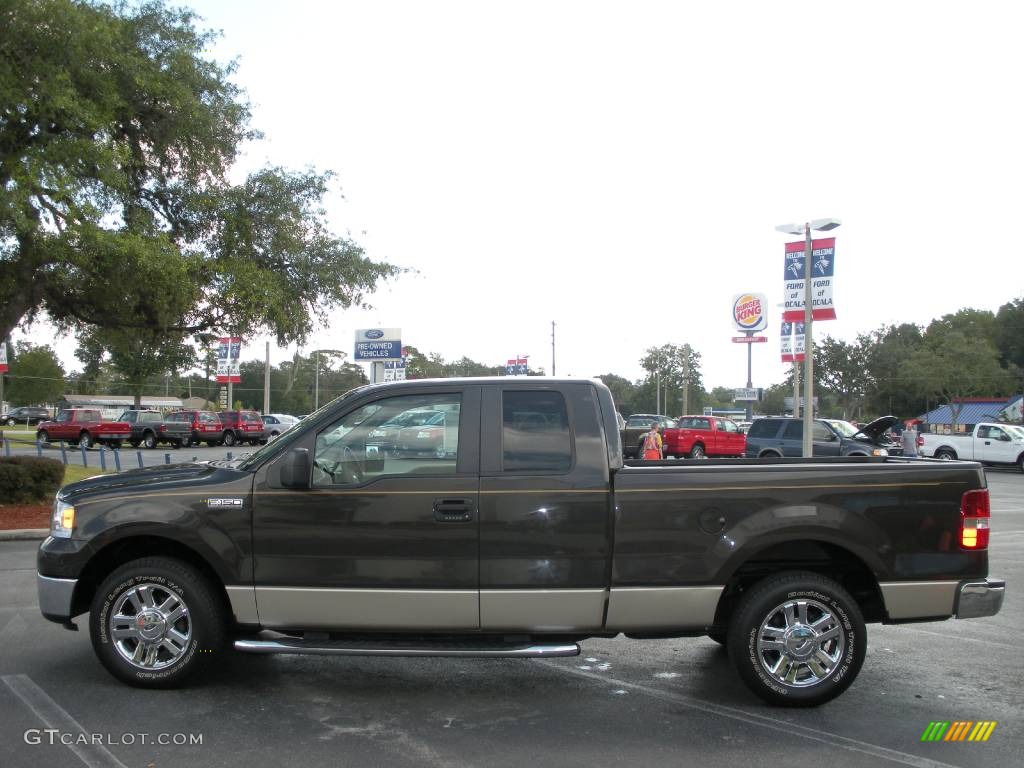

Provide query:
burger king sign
left=732, top=293, right=768, bottom=333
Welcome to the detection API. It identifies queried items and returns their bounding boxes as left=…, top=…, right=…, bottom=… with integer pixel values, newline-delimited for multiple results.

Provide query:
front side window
left=502, top=391, right=571, bottom=473
left=812, top=422, right=833, bottom=441
left=313, top=394, right=461, bottom=487
left=720, top=420, right=739, bottom=433
left=783, top=421, right=803, bottom=440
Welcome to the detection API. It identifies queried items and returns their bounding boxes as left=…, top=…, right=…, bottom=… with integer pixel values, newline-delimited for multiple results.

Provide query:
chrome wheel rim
left=756, top=598, right=845, bottom=688
left=109, top=582, right=192, bottom=670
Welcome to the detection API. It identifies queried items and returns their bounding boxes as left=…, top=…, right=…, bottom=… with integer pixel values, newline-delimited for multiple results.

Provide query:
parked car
left=35, top=409, right=131, bottom=449
left=168, top=410, right=225, bottom=447
left=38, top=377, right=1002, bottom=708
left=217, top=410, right=266, bottom=446
left=735, top=420, right=752, bottom=434
left=395, top=410, right=458, bottom=458
left=620, top=414, right=677, bottom=459
left=262, top=413, right=301, bottom=439
left=118, top=410, right=192, bottom=449
left=662, top=415, right=746, bottom=458
left=3, top=406, right=51, bottom=426
left=919, top=422, right=1024, bottom=470
left=745, top=416, right=901, bottom=458
left=367, top=408, right=443, bottom=453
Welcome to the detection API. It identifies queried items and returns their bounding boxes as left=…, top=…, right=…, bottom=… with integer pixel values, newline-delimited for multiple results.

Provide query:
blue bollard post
left=113, top=448, right=122, bottom=472
left=60, top=441, right=68, bottom=465
left=80, top=444, right=88, bottom=468
left=226, top=451, right=233, bottom=461
left=3, top=438, right=9, bottom=457
left=164, top=453, right=171, bottom=465
left=99, top=447, right=107, bottom=471
left=136, top=450, right=144, bottom=469
left=36, top=440, right=44, bottom=458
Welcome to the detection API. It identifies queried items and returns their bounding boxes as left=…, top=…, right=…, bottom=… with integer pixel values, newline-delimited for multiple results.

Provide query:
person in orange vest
left=641, top=421, right=663, bottom=460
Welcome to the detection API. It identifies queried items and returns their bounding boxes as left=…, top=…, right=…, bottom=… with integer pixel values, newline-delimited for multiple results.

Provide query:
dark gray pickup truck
left=37, top=378, right=1004, bottom=706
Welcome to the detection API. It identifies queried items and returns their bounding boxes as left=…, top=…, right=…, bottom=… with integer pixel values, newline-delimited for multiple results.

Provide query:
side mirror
left=280, top=448, right=311, bottom=489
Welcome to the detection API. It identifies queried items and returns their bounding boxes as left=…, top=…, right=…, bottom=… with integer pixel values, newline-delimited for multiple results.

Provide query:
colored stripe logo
left=921, top=721, right=997, bottom=742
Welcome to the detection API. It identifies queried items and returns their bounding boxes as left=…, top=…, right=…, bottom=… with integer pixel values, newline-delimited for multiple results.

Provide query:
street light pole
left=314, top=351, right=320, bottom=411
left=801, top=222, right=814, bottom=459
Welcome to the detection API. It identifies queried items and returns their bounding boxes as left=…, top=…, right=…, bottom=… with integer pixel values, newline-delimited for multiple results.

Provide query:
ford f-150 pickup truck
left=37, top=378, right=1004, bottom=707
left=919, top=422, right=1024, bottom=470
left=35, top=409, right=131, bottom=449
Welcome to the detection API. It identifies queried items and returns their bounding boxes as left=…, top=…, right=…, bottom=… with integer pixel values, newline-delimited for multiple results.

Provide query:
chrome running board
left=234, top=637, right=580, bottom=658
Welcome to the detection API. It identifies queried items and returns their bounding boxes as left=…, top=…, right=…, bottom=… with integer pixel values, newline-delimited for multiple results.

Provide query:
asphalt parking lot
left=0, top=471, right=1020, bottom=768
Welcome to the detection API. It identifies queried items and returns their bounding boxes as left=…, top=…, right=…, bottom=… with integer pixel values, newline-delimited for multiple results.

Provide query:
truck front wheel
left=89, top=557, right=226, bottom=688
left=79, top=432, right=93, bottom=449
left=726, top=571, right=865, bottom=707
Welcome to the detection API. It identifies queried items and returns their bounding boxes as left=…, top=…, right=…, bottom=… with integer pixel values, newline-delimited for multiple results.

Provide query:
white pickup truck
left=919, top=422, right=1024, bottom=470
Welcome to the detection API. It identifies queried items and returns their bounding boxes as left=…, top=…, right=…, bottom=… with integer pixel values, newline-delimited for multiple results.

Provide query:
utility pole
left=263, top=341, right=271, bottom=414
left=314, top=351, right=320, bottom=411
left=551, top=321, right=556, bottom=376
left=656, top=370, right=661, bottom=414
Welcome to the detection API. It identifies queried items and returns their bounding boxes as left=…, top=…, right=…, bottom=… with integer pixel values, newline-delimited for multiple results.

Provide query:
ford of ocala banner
left=782, top=237, right=837, bottom=322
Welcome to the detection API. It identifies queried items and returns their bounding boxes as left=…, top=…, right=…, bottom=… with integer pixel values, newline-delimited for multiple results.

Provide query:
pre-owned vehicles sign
left=355, top=328, right=401, bottom=360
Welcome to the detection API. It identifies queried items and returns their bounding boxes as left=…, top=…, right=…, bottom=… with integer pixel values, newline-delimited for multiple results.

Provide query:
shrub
left=0, top=457, right=66, bottom=504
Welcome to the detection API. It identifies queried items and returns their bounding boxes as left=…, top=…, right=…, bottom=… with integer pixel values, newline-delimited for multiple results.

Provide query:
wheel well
left=758, top=449, right=781, bottom=458
left=936, top=446, right=957, bottom=458
left=712, top=540, right=885, bottom=629
left=70, top=536, right=232, bottom=622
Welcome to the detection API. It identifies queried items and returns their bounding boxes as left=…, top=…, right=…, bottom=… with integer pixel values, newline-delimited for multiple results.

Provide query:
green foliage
left=813, top=336, right=872, bottom=420
left=638, top=343, right=704, bottom=415
left=0, top=456, right=65, bottom=504
left=4, top=342, right=65, bottom=405
left=595, top=373, right=637, bottom=415
left=1, top=0, right=398, bottom=358
left=994, top=297, right=1024, bottom=370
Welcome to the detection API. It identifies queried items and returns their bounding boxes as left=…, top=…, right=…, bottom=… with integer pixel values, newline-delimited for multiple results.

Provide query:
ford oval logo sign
left=365, top=329, right=385, bottom=339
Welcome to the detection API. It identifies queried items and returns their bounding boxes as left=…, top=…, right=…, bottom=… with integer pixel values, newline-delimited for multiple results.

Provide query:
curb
left=0, top=528, right=48, bottom=541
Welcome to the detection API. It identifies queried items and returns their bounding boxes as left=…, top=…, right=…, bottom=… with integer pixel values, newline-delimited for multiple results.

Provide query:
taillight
left=960, top=489, right=990, bottom=549
left=916, top=435, right=924, bottom=447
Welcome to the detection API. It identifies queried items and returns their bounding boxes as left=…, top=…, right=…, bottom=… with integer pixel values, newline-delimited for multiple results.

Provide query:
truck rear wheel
left=222, top=431, right=236, bottom=447
left=142, top=432, right=157, bottom=449
left=690, top=444, right=706, bottom=459
left=89, top=557, right=225, bottom=688
left=935, top=449, right=956, bottom=461
left=79, top=432, right=93, bottom=449
left=726, top=571, right=865, bottom=707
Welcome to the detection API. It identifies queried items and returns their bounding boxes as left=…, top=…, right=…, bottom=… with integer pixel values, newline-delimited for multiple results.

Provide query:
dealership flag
left=215, top=336, right=241, bottom=384
left=780, top=320, right=806, bottom=363
left=782, top=237, right=837, bottom=322
left=0, top=341, right=7, bottom=374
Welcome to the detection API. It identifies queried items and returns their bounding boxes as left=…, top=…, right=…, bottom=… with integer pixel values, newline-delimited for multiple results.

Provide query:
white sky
left=17, top=0, right=1024, bottom=388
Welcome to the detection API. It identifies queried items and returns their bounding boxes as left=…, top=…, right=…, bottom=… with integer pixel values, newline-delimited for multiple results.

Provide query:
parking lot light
left=774, top=218, right=842, bottom=457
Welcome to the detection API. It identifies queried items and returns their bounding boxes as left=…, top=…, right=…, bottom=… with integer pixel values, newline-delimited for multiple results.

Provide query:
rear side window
left=502, top=391, right=572, bottom=473
left=680, top=417, right=711, bottom=430
left=243, top=412, right=261, bottom=423
left=747, top=420, right=779, bottom=438
left=783, top=421, right=803, bottom=440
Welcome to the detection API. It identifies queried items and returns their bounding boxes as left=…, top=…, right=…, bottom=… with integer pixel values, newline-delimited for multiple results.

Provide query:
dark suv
left=745, top=416, right=901, bottom=458
left=217, top=410, right=266, bottom=446
left=118, top=410, right=192, bottom=449
left=3, top=406, right=51, bottom=426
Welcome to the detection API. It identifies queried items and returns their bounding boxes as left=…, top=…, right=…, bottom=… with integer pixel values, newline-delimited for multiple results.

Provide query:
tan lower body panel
left=879, top=581, right=958, bottom=619
left=480, top=589, right=606, bottom=631
left=253, top=587, right=479, bottom=630
left=225, top=585, right=260, bottom=624
left=604, top=586, right=724, bottom=631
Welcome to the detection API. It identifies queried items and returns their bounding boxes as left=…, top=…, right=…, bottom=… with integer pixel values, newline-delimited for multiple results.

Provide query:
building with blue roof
left=919, top=395, right=1023, bottom=434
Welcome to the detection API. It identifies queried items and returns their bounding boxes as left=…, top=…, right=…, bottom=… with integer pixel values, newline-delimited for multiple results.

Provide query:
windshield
left=236, top=385, right=370, bottom=470
left=824, top=420, right=860, bottom=438
left=1006, top=425, right=1024, bottom=439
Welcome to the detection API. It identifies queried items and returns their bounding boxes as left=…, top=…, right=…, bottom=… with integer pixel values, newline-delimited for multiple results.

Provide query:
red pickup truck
left=663, top=415, right=746, bottom=458
left=36, top=409, right=132, bottom=449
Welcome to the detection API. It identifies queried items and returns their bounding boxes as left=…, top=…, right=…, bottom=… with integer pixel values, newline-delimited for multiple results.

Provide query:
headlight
left=871, top=448, right=888, bottom=457
left=51, top=498, right=75, bottom=539
left=368, top=429, right=386, bottom=437
left=417, top=430, right=432, bottom=438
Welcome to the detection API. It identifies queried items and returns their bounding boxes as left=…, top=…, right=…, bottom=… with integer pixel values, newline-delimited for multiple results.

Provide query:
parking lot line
left=539, top=662, right=962, bottom=768
left=2, top=674, right=127, bottom=768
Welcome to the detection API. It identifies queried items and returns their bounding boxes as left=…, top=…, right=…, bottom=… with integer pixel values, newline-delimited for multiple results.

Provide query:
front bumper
left=38, top=573, right=78, bottom=623
left=955, top=578, right=1005, bottom=619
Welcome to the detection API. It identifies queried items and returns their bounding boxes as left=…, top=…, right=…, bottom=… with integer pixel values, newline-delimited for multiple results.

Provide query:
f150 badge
left=206, top=498, right=244, bottom=508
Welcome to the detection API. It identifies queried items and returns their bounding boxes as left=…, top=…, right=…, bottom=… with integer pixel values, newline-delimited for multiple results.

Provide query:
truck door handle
left=433, top=498, right=474, bottom=523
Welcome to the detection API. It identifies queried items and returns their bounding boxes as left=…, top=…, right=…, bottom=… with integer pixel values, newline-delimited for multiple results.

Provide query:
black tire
left=727, top=571, right=866, bottom=707
left=222, top=431, right=236, bottom=447
left=759, top=450, right=782, bottom=459
left=690, top=444, right=706, bottom=459
left=129, top=439, right=140, bottom=448
left=142, top=432, right=157, bottom=449
left=108, top=440, right=122, bottom=450
left=89, top=556, right=225, bottom=688
left=935, top=449, right=956, bottom=461
left=181, top=436, right=192, bottom=449
left=5, top=417, right=15, bottom=426
left=79, top=432, right=93, bottom=449
left=36, top=430, right=49, bottom=443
